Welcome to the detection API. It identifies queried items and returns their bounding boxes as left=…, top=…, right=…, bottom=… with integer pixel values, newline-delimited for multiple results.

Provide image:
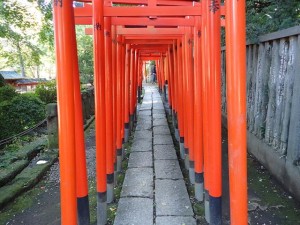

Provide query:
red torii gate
left=53, top=0, right=247, bottom=225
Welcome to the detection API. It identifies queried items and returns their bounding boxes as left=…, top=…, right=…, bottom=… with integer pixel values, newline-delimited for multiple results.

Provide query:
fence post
left=46, top=103, right=58, bottom=150
left=286, top=36, right=300, bottom=164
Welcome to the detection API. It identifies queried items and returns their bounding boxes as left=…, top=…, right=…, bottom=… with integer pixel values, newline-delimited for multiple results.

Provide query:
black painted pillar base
left=107, top=173, right=114, bottom=203
left=129, top=114, right=134, bottom=131
left=184, top=147, right=189, bottom=169
left=179, top=137, right=185, bottom=159
left=117, top=148, right=122, bottom=172
left=209, top=195, right=222, bottom=225
left=189, top=160, right=195, bottom=184
left=124, top=123, right=129, bottom=142
left=77, top=195, right=90, bottom=225
left=195, top=172, right=204, bottom=202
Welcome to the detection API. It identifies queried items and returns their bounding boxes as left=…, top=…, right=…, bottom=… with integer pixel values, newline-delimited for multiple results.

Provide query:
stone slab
left=136, top=122, right=152, bottom=131
left=153, top=109, right=165, bottom=114
left=153, top=107, right=165, bottom=111
left=137, top=115, right=152, bottom=121
left=156, top=216, right=196, bottom=225
left=121, top=168, right=153, bottom=198
left=153, top=119, right=168, bottom=127
left=155, top=179, right=194, bottom=216
left=114, top=198, right=153, bottom=225
left=139, top=110, right=152, bottom=116
left=153, top=126, right=171, bottom=135
left=136, top=118, right=152, bottom=125
left=153, top=98, right=162, bottom=102
left=134, top=130, right=153, bottom=139
left=131, top=138, right=152, bottom=152
left=154, top=134, right=173, bottom=145
left=153, top=114, right=166, bottom=119
left=155, top=160, right=183, bottom=179
left=128, top=151, right=153, bottom=168
left=141, top=102, right=152, bottom=107
left=154, top=145, right=178, bottom=160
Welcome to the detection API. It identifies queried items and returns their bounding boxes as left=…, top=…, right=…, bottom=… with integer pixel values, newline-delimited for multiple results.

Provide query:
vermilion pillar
left=70, top=8, right=90, bottom=225
left=53, top=1, right=77, bottom=224
left=92, top=0, right=107, bottom=224
left=124, top=44, right=131, bottom=142
left=193, top=16, right=204, bottom=202
left=201, top=0, right=211, bottom=222
left=172, top=42, right=180, bottom=141
left=111, top=24, right=117, bottom=177
left=104, top=17, right=114, bottom=204
left=129, top=48, right=134, bottom=129
left=183, top=30, right=189, bottom=168
left=187, top=27, right=195, bottom=184
left=207, top=0, right=222, bottom=224
left=177, top=38, right=185, bottom=159
left=116, top=35, right=123, bottom=171
left=225, top=0, right=248, bottom=224
left=121, top=37, right=126, bottom=149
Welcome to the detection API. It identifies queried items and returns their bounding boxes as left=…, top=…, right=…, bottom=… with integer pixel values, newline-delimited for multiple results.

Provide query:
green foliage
left=35, top=80, right=57, bottom=104
left=0, top=94, right=45, bottom=140
left=246, top=0, right=300, bottom=42
left=0, top=0, right=53, bottom=76
left=0, top=85, right=18, bottom=102
left=0, top=75, right=5, bottom=87
left=76, top=26, right=94, bottom=84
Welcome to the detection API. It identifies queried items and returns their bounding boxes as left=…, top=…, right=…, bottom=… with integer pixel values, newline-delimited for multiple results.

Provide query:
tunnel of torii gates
left=53, top=0, right=246, bottom=224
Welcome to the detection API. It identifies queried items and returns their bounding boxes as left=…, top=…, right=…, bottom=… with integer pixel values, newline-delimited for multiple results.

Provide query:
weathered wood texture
left=222, top=26, right=300, bottom=165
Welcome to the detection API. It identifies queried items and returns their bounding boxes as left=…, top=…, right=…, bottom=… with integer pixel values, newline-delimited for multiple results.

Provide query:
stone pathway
left=114, top=87, right=196, bottom=225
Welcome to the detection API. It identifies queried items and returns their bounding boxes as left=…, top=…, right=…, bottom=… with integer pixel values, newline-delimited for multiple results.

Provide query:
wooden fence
left=221, top=25, right=300, bottom=200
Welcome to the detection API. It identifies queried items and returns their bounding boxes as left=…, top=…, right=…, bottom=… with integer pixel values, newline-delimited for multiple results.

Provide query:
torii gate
left=53, top=0, right=247, bottom=225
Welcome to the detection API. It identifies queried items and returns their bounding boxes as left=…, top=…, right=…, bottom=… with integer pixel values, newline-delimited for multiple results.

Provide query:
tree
left=76, top=26, right=94, bottom=84
left=246, top=0, right=300, bottom=42
left=0, top=0, right=53, bottom=77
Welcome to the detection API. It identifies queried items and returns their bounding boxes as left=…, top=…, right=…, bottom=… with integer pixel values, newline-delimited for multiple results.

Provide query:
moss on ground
left=247, top=155, right=300, bottom=224
left=0, top=150, right=58, bottom=208
left=0, top=178, right=47, bottom=224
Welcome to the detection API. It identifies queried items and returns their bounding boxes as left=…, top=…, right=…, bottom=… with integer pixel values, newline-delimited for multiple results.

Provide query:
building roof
left=0, top=71, right=23, bottom=80
left=15, top=78, right=47, bottom=85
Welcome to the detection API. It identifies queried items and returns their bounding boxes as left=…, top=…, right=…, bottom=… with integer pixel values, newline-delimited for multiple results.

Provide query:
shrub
left=0, top=76, right=5, bottom=87
left=0, top=94, right=45, bottom=140
left=0, top=85, right=18, bottom=102
left=35, top=80, right=57, bottom=104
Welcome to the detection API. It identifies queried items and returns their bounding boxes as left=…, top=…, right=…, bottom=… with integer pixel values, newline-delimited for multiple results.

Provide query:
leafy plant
left=0, top=85, right=18, bottom=102
left=246, top=0, right=300, bottom=42
left=76, top=26, right=94, bottom=84
left=0, top=75, right=5, bottom=87
left=0, top=94, right=45, bottom=140
left=35, top=80, right=57, bottom=104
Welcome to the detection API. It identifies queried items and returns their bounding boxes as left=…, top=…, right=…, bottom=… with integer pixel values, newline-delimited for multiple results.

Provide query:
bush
left=0, top=94, right=45, bottom=140
left=0, top=85, right=18, bottom=102
left=0, top=76, right=5, bottom=87
left=35, top=80, right=57, bottom=104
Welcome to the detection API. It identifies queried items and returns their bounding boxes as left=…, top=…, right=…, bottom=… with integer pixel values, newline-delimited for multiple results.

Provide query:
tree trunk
left=17, top=42, right=26, bottom=77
